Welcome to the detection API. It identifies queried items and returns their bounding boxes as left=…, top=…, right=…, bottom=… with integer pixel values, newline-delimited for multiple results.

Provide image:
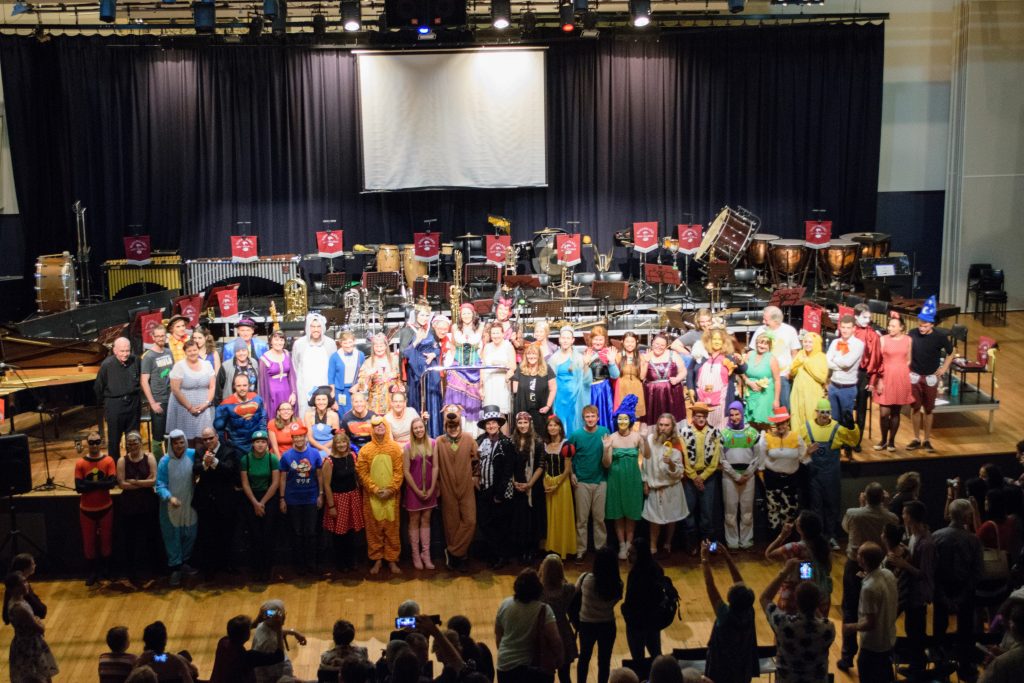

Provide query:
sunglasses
left=87, top=440, right=102, bottom=445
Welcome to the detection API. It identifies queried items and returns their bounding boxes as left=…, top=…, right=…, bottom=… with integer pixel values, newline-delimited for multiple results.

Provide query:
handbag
left=568, top=574, right=586, bottom=629
left=532, top=602, right=559, bottom=676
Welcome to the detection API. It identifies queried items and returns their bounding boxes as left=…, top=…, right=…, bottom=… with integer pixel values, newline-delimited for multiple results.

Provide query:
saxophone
left=449, top=249, right=463, bottom=321
left=283, top=277, right=308, bottom=322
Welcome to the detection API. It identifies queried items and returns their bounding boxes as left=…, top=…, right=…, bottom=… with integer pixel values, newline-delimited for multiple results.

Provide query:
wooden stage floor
left=8, top=310, right=1020, bottom=495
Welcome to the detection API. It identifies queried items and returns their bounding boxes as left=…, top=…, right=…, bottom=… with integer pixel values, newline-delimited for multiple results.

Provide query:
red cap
left=289, top=423, right=308, bottom=435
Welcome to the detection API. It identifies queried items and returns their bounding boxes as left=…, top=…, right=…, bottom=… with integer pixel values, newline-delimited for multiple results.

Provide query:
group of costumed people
left=113, top=293, right=950, bottom=576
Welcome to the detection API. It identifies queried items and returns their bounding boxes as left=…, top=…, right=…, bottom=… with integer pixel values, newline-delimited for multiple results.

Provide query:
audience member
left=209, top=615, right=285, bottom=683
left=495, top=568, right=562, bottom=683
left=608, top=666, right=639, bottom=683
left=576, top=546, right=623, bottom=683
left=885, top=500, right=936, bottom=677
left=933, top=498, right=984, bottom=680
left=251, top=599, right=306, bottom=683
left=5, top=571, right=58, bottom=682
left=99, top=626, right=137, bottom=683
left=125, top=666, right=159, bottom=683
left=3, top=554, right=46, bottom=623
left=700, top=541, right=758, bottom=683
left=888, top=471, right=921, bottom=517
left=842, top=542, right=898, bottom=682
left=760, top=567, right=835, bottom=683
left=764, top=510, right=832, bottom=614
left=447, top=615, right=495, bottom=682
left=979, top=605, right=1024, bottom=683
left=134, top=620, right=195, bottom=682
left=621, top=538, right=667, bottom=661
left=538, top=555, right=577, bottom=683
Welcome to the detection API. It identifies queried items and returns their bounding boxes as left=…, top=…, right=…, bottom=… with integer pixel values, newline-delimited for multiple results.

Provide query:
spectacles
left=87, top=440, right=102, bottom=445
left=201, top=435, right=217, bottom=441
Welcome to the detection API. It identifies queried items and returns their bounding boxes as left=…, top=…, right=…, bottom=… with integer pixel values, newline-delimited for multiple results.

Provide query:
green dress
left=606, top=446, right=643, bottom=520
left=744, top=351, right=776, bottom=425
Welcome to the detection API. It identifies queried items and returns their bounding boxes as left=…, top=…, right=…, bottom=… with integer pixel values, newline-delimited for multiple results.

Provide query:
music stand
left=362, top=271, right=400, bottom=293
left=529, top=299, right=566, bottom=320
left=505, top=275, right=542, bottom=291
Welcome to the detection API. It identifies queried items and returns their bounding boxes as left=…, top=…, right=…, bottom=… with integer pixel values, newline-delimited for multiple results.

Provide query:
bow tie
left=837, top=340, right=850, bottom=354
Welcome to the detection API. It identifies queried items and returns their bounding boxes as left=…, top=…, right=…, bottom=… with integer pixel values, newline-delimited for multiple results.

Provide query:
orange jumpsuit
left=355, top=429, right=404, bottom=562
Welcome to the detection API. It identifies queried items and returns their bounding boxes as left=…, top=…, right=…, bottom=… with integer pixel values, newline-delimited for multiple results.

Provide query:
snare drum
left=840, top=232, right=891, bottom=259
left=818, top=239, right=860, bottom=279
left=441, top=243, right=455, bottom=257
left=769, top=239, right=809, bottom=277
left=376, top=244, right=400, bottom=272
left=35, top=252, right=78, bottom=313
left=401, top=244, right=429, bottom=289
left=697, top=207, right=758, bottom=264
left=746, top=234, right=779, bottom=267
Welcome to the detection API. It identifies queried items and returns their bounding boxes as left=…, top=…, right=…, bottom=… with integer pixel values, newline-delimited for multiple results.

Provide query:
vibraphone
left=103, top=254, right=183, bottom=298
left=186, top=256, right=302, bottom=294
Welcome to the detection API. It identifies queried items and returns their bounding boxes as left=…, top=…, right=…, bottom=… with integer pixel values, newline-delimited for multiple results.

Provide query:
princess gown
left=445, top=329, right=483, bottom=423
left=644, top=357, right=687, bottom=424
left=404, top=335, right=445, bottom=436
left=259, top=352, right=297, bottom=419
left=552, top=352, right=591, bottom=437
left=614, top=355, right=646, bottom=418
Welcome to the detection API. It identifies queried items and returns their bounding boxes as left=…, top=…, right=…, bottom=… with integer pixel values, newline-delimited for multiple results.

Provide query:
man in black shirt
left=906, top=298, right=953, bottom=452
left=94, top=337, right=141, bottom=461
left=194, top=426, right=241, bottom=576
left=341, top=390, right=377, bottom=451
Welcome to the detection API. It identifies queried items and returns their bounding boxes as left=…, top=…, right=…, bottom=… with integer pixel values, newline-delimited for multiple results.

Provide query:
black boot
left=85, top=559, right=99, bottom=587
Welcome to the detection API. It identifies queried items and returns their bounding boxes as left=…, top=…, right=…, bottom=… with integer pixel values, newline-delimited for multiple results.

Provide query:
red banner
left=556, top=234, right=582, bottom=266
left=231, top=235, right=259, bottom=263
left=316, top=230, right=344, bottom=258
left=123, top=235, right=152, bottom=266
left=632, top=221, right=659, bottom=254
left=413, top=232, right=441, bottom=262
left=803, top=305, right=823, bottom=334
left=215, top=288, right=239, bottom=317
left=174, top=294, right=204, bottom=328
left=805, top=221, right=832, bottom=248
left=677, top=224, right=704, bottom=255
left=0, top=398, right=5, bottom=422
left=139, top=310, right=165, bottom=345
left=486, top=235, right=511, bottom=266
left=837, top=304, right=855, bottom=319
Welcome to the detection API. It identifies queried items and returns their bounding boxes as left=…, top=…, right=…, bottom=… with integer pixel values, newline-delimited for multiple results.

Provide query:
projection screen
left=356, top=48, right=548, bottom=192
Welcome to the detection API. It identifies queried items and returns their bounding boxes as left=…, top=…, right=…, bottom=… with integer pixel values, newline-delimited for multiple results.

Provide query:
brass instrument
left=592, top=236, right=614, bottom=273
left=268, top=300, right=281, bottom=333
left=283, top=277, right=308, bottom=322
left=450, top=249, right=464, bottom=321
left=503, top=243, right=519, bottom=280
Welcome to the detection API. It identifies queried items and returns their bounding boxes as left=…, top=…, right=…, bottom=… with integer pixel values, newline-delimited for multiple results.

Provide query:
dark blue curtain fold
left=0, top=24, right=883, bottom=300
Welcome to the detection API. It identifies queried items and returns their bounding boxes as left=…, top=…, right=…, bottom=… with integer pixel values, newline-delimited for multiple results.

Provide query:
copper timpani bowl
left=769, top=239, right=809, bottom=276
left=746, top=233, right=779, bottom=267
left=818, top=239, right=860, bottom=278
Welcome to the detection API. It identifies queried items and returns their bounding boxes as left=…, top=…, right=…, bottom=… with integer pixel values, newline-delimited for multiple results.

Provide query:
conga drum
left=401, top=244, right=428, bottom=289
left=35, top=252, right=78, bottom=314
left=376, top=244, right=400, bottom=272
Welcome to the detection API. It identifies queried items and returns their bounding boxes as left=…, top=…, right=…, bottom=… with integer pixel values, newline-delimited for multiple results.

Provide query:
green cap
left=251, top=430, right=269, bottom=441
left=815, top=399, right=832, bottom=412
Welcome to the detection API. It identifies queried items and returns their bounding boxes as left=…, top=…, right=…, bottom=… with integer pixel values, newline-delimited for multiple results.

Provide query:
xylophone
left=185, top=256, right=302, bottom=294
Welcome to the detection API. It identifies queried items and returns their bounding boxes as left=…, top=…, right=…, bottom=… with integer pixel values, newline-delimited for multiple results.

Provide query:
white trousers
left=722, top=475, right=755, bottom=548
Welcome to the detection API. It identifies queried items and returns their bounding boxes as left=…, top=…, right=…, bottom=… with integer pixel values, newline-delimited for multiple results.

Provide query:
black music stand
left=362, top=271, right=400, bottom=293
left=529, top=299, right=566, bottom=320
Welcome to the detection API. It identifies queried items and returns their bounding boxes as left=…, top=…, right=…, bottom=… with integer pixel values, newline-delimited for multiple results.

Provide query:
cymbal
left=534, top=227, right=563, bottom=235
left=455, top=233, right=481, bottom=240
left=652, top=304, right=683, bottom=314
left=734, top=318, right=761, bottom=327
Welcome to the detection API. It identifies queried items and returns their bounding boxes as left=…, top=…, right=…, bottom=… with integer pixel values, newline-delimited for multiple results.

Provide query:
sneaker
left=618, top=545, right=629, bottom=561
left=906, top=439, right=922, bottom=450
left=923, top=441, right=935, bottom=452
left=836, top=658, right=853, bottom=672
left=575, top=553, right=585, bottom=565
left=169, top=570, right=182, bottom=587
left=886, top=444, right=896, bottom=452
left=873, top=442, right=886, bottom=451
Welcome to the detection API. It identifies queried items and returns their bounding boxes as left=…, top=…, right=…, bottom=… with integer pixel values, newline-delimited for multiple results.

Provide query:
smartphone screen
left=395, top=616, right=417, bottom=629
left=799, top=562, right=813, bottom=580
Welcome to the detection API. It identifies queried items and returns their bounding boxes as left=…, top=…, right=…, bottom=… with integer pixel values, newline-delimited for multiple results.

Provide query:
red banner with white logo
left=556, top=234, right=582, bottom=267
left=632, top=222, right=659, bottom=254
left=838, top=304, right=855, bottom=319
left=215, top=288, right=239, bottom=317
left=174, top=294, right=204, bottom=328
left=805, top=221, right=832, bottom=248
left=413, top=232, right=441, bottom=262
left=316, top=230, right=344, bottom=258
left=677, top=224, right=704, bottom=255
left=803, top=305, right=823, bottom=334
left=123, top=235, right=152, bottom=266
left=139, top=310, right=165, bottom=345
left=486, top=235, right=511, bottom=266
left=231, top=235, right=259, bottom=263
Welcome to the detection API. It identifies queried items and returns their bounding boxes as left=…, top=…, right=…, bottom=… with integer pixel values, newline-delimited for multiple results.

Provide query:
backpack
left=652, top=575, right=681, bottom=630
left=568, top=573, right=587, bottom=630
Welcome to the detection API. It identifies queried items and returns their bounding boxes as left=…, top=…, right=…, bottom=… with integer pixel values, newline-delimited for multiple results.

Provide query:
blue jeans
left=829, top=383, right=857, bottom=420
left=683, top=473, right=721, bottom=540
left=807, top=449, right=841, bottom=539
left=779, top=376, right=792, bottom=410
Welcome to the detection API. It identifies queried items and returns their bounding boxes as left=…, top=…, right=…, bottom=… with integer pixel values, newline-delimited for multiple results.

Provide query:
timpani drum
left=35, top=252, right=78, bottom=314
left=696, top=207, right=758, bottom=264
left=746, top=234, right=779, bottom=267
left=376, top=244, right=400, bottom=272
left=840, top=232, right=891, bottom=259
left=817, top=239, right=860, bottom=279
left=401, top=244, right=429, bottom=290
left=769, top=239, right=809, bottom=279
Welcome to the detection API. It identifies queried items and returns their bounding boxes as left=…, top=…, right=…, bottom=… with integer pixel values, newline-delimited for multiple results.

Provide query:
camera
left=799, top=562, right=814, bottom=580
left=395, top=616, right=417, bottom=629
left=263, top=608, right=281, bottom=618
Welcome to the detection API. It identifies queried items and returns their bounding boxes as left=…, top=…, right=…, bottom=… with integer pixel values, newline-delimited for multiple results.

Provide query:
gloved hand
left=839, top=411, right=856, bottom=431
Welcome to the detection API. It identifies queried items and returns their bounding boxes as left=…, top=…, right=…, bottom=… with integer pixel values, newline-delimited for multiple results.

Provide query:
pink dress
left=875, top=334, right=913, bottom=406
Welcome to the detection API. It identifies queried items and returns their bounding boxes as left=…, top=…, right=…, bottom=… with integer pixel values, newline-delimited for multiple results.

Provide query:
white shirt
left=749, top=323, right=801, bottom=378
left=858, top=567, right=898, bottom=652
left=826, top=335, right=865, bottom=386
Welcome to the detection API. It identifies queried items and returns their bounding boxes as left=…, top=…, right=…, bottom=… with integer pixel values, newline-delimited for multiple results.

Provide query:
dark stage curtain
left=0, top=24, right=883, bottom=293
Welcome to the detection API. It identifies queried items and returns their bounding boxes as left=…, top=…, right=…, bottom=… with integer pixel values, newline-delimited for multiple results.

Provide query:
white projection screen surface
left=357, top=49, right=547, bottom=192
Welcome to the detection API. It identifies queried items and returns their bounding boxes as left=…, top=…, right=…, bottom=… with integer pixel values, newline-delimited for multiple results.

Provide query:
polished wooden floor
left=0, top=552, right=864, bottom=682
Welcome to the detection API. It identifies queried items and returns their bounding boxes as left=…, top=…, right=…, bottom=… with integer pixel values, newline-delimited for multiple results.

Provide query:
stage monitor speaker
left=0, top=434, right=32, bottom=495
left=386, top=0, right=467, bottom=29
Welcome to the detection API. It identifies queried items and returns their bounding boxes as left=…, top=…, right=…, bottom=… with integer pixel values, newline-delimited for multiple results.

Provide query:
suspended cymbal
left=455, top=233, right=481, bottom=240
left=534, top=227, right=563, bottom=235
left=652, top=304, right=684, bottom=314
left=734, top=318, right=762, bottom=327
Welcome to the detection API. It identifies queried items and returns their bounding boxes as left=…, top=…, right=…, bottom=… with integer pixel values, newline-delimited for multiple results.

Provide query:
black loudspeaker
left=385, top=0, right=467, bottom=28
left=0, top=434, right=32, bottom=495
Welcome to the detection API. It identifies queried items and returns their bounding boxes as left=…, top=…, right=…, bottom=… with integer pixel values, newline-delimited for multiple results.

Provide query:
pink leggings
left=80, top=508, right=114, bottom=559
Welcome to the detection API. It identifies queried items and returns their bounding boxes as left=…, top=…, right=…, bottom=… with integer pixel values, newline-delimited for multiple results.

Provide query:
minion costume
left=798, top=398, right=860, bottom=542
left=354, top=416, right=404, bottom=564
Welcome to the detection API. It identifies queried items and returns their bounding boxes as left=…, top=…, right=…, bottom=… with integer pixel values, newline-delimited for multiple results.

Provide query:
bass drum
left=696, top=207, right=758, bottom=264
left=35, top=252, right=78, bottom=314
left=531, top=228, right=567, bottom=276
left=376, top=244, right=400, bottom=272
left=401, top=244, right=429, bottom=290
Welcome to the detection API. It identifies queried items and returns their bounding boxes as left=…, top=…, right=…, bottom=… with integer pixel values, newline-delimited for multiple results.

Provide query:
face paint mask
left=856, top=313, right=872, bottom=328
left=617, top=415, right=631, bottom=430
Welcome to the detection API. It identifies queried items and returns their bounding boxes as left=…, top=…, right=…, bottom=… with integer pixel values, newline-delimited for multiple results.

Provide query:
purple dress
left=403, top=441, right=438, bottom=511
left=259, top=351, right=298, bottom=419
left=643, top=358, right=687, bottom=424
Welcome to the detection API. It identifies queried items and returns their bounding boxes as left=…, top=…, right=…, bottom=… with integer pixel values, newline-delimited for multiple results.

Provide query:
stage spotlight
left=272, top=0, right=287, bottom=34
left=12, top=1, right=31, bottom=16
left=521, top=9, right=537, bottom=34
left=728, top=0, right=745, bottom=13
left=417, top=25, right=431, bottom=35
left=491, top=0, right=510, bottom=29
left=312, top=12, right=326, bottom=35
left=341, top=0, right=360, bottom=31
left=263, top=0, right=277, bottom=19
left=629, top=0, right=650, bottom=28
left=580, top=9, right=598, bottom=37
left=193, top=1, right=215, bottom=33
left=99, top=0, right=116, bottom=23
left=559, top=1, right=574, bottom=33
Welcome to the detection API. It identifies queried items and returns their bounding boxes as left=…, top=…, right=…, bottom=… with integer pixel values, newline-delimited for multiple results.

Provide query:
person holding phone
left=759, top=560, right=836, bottom=683
left=251, top=599, right=307, bottom=683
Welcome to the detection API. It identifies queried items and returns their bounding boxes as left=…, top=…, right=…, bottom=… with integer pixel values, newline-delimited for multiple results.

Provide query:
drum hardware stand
left=72, top=200, right=94, bottom=305
left=422, top=219, right=440, bottom=280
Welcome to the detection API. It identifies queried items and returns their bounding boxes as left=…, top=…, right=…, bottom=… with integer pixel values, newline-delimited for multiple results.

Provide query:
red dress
left=875, top=334, right=913, bottom=406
